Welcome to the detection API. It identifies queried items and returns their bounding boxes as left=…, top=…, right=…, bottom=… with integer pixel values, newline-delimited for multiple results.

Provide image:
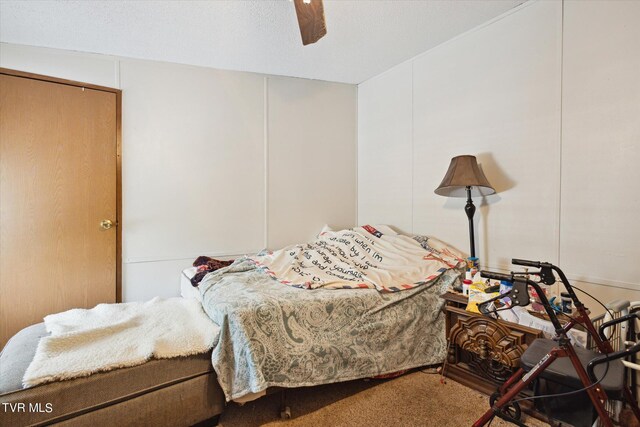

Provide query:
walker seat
left=520, top=338, right=626, bottom=398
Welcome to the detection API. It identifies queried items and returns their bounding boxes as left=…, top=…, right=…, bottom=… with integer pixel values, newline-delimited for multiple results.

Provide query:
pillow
left=180, top=267, right=201, bottom=302
left=413, top=234, right=465, bottom=259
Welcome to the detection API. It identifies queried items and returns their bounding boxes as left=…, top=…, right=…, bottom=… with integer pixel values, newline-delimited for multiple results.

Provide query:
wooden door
left=0, top=71, right=120, bottom=347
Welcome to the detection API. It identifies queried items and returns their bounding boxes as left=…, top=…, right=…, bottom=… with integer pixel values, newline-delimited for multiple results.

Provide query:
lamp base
left=465, top=186, right=476, bottom=258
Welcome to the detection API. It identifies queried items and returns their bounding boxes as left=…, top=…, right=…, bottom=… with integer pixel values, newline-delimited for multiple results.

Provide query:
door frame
left=0, top=67, right=123, bottom=302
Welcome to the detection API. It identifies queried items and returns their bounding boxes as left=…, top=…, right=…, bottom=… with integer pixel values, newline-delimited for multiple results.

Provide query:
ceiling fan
left=292, top=0, right=327, bottom=45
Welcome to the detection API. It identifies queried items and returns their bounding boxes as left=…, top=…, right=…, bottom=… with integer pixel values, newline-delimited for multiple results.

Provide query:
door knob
left=100, top=219, right=116, bottom=230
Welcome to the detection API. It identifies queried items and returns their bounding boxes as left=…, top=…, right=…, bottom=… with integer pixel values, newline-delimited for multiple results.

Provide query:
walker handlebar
left=479, top=259, right=574, bottom=333
left=480, top=271, right=512, bottom=282
left=512, top=258, right=555, bottom=271
left=512, top=258, right=540, bottom=268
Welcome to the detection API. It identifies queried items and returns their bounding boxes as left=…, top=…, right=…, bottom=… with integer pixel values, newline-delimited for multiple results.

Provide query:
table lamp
left=434, top=155, right=495, bottom=258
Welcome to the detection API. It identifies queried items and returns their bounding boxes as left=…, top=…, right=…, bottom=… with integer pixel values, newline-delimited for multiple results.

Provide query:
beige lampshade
left=435, top=155, right=495, bottom=198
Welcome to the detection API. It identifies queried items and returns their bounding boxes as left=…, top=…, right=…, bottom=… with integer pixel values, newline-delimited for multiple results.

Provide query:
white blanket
left=250, top=225, right=463, bottom=292
left=23, top=297, right=219, bottom=388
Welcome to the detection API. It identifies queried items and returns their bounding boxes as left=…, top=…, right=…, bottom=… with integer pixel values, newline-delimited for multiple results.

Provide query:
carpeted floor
left=217, top=370, right=548, bottom=426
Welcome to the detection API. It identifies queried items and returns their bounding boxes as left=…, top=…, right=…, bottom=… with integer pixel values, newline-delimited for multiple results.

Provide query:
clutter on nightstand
left=456, top=259, right=588, bottom=347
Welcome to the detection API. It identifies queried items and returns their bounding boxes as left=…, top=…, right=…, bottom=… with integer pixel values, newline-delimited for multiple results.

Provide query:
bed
left=194, top=225, right=466, bottom=402
left=0, top=323, right=225, bottom=427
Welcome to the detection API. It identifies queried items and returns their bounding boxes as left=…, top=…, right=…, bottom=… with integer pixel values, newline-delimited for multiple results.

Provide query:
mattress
left=0, top=323, right=224, bottom=426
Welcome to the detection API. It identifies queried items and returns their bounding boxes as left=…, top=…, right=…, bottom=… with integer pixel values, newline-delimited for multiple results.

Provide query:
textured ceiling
left=0, top=0, right=525, bottom=84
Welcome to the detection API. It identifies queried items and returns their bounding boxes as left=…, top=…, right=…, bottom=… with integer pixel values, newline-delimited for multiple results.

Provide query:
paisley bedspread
left=199, top=256, right=463, bottom=401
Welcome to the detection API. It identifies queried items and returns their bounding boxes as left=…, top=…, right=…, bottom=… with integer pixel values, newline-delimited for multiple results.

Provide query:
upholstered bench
left=0, top=323, right=225, bottom=427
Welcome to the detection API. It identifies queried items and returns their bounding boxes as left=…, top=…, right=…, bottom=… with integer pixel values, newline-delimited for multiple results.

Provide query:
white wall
left=560, top=0, right=640, bottom=292
left=357, top=0, right=640, bottom=309
left=358, top=62, right=413, bottom=234
left=267, top=77, right=357, bottom=249
left=120, top=59, right=266, bottom=264
left=1, top=43, right=357, bottom=302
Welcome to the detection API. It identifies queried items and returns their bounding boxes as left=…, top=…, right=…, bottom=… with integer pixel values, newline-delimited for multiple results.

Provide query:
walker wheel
left=280, top=406, right=291, bottom=419
left=490, top=392, right=521, bottom=421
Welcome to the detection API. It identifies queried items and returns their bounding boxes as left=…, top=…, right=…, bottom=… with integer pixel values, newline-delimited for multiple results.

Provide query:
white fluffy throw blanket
left=23, top=297, right=219, bottom=388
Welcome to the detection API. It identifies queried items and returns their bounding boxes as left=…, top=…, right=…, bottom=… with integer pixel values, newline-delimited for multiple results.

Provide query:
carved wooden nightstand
left=441, top=292, right=544, bottom=396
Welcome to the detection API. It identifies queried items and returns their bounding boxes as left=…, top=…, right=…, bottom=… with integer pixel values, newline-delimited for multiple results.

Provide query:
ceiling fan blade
left=294, top=0, right=327, bottom=46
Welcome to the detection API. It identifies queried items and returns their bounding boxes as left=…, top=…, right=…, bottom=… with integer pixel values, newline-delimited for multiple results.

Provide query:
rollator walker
left=472, top=259, right=640, bottom=427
